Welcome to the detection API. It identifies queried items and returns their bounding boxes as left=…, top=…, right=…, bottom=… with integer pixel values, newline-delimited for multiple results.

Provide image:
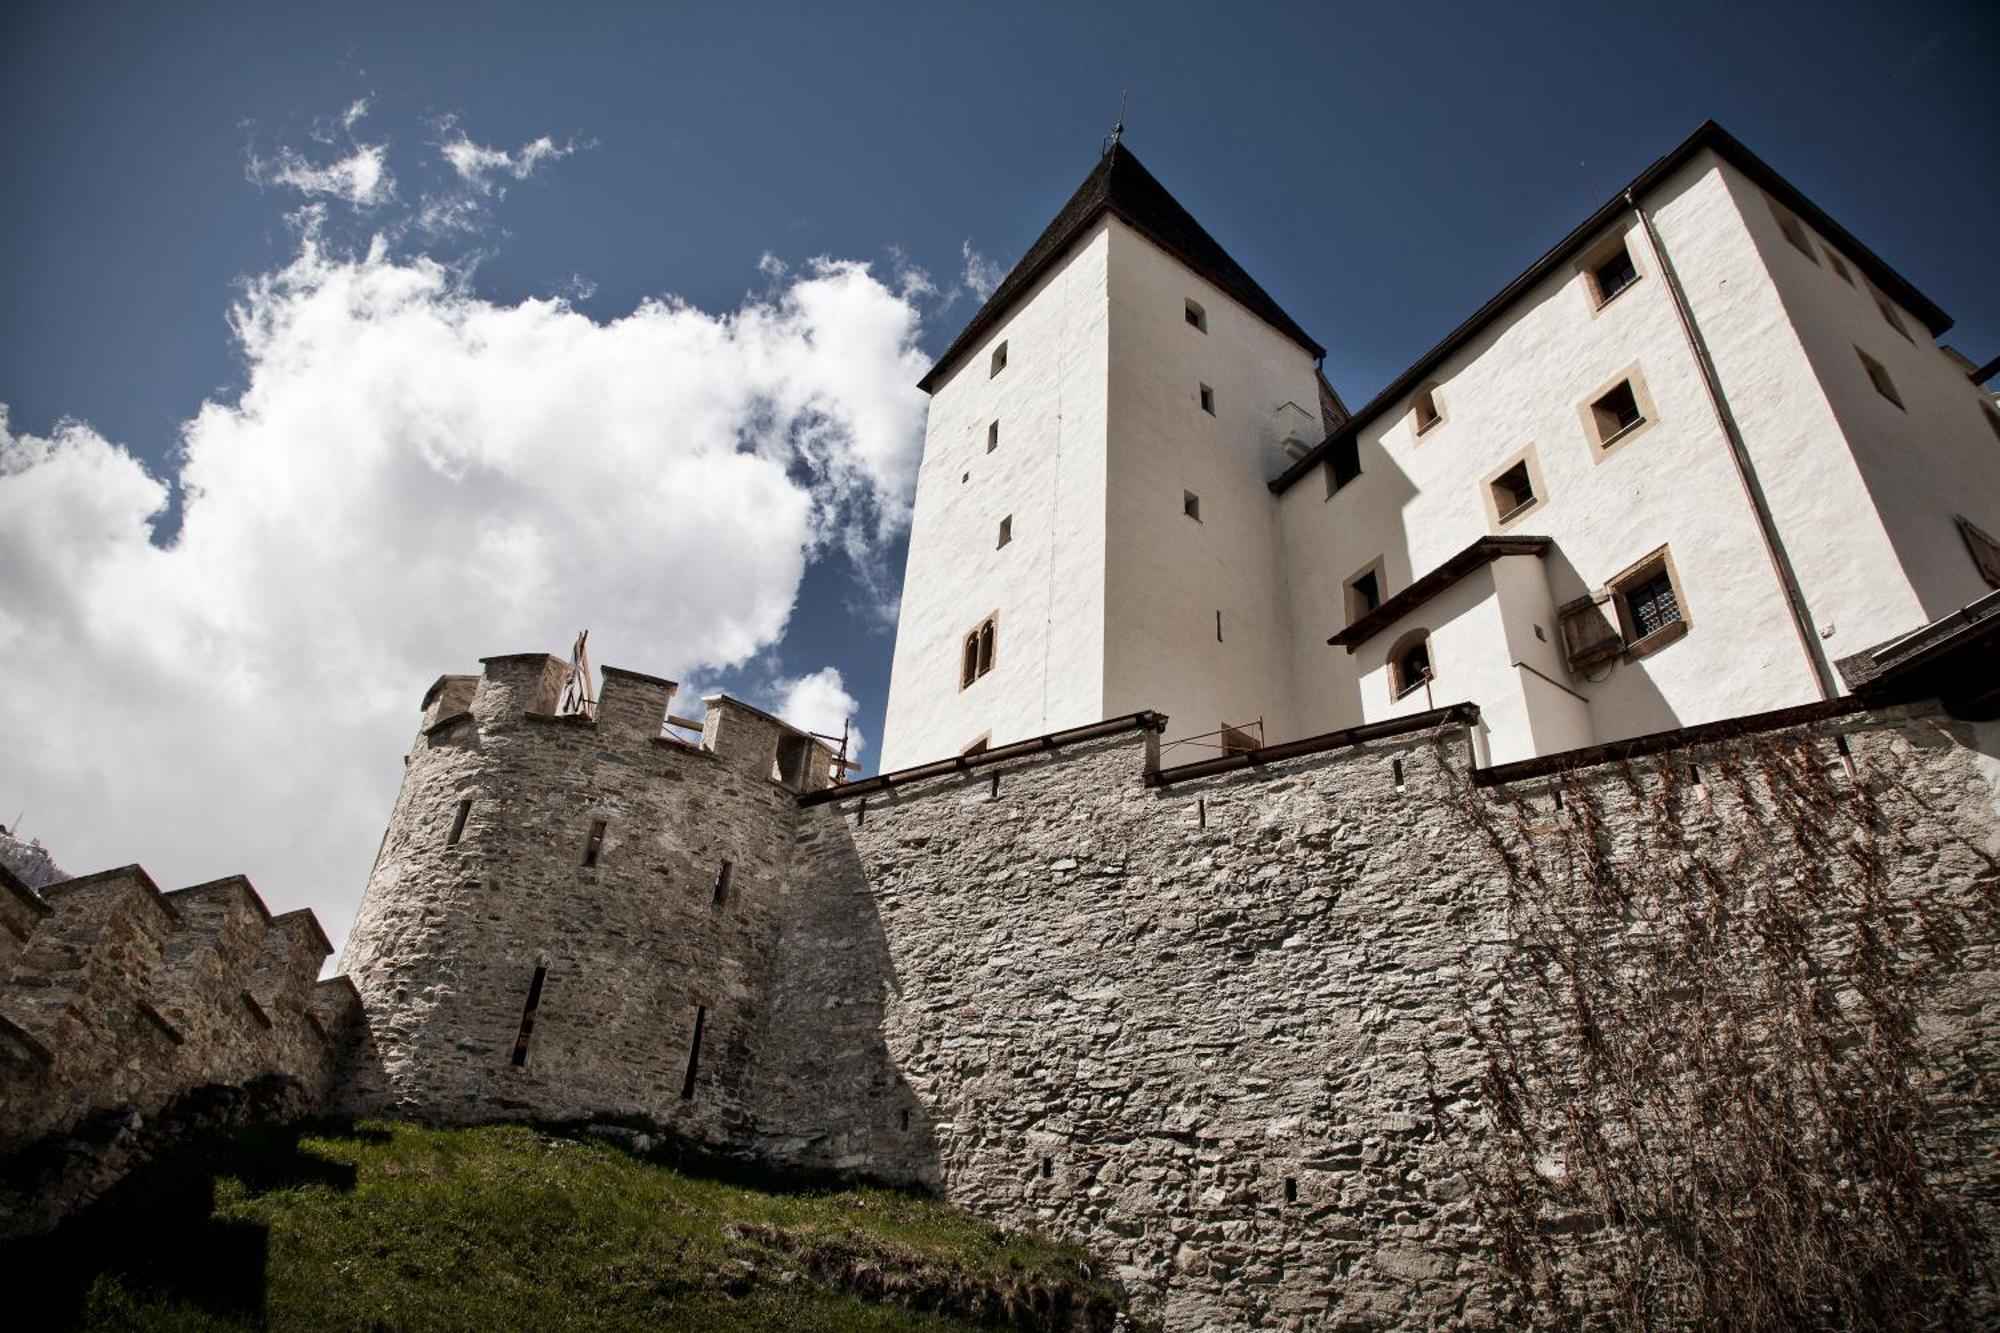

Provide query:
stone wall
left=335, top=655, right=836, bottom=1150
left=772, top=703, right=2000, bottom=1328
left=332, top=648, right=2000, bottom=1328
left=0, top=861, right=358, bottom=1234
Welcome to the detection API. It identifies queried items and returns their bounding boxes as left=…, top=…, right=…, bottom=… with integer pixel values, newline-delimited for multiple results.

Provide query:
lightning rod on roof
left=1103, top=90, right=1128, bottom=155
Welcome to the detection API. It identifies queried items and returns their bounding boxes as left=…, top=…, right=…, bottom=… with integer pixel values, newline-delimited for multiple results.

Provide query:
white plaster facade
left=882, top=129, right=2000, bottom=771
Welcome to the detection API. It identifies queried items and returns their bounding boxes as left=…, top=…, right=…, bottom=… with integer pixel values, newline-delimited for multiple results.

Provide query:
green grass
left=3, top=1120, right=1123, bottom=1331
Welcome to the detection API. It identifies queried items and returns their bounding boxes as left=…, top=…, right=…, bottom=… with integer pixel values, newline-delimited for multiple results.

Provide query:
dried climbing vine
left=1427, top=724, right=1999, bottom=1330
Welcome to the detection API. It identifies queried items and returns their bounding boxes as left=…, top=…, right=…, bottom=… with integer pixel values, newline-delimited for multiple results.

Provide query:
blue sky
left=2, top=1, right=1995, bottom=938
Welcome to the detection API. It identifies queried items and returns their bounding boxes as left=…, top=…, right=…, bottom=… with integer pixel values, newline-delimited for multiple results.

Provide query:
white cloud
left=251, top=142, right=395, bottom=209
left=773, top=666, right=866, bottom=762
left=439, top=123, right=576, bottom=193
left=960, top=240, right=1004, bottom=302
left=0, top=235, right=926, bottom=952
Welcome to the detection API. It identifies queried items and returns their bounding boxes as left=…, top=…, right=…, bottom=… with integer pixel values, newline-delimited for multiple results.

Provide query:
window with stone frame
left=1585, top=236, right=1641, bottom=306
left=959, top=614, right=997, bottom=689
left=1609, top=546, right=1689, bottom=656
left=1345, top=562, right=1383, bottom=623
left=1388, top=629, right=1433, bottom=700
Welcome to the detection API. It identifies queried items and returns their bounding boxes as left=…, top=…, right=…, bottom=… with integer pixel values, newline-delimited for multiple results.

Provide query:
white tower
left=878, top=144, right=1333, bottom=771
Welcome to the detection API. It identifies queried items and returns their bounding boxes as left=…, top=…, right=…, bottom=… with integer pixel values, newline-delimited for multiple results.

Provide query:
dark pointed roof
left=917, top=144, right=1324, bottom=393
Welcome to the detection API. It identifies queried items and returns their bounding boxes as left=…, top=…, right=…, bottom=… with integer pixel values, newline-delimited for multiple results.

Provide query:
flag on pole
left=557, top=629, right=596, bottom=719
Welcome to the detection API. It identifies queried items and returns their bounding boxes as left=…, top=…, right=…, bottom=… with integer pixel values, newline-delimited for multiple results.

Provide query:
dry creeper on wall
left=1428, top=723, right=1998, bottom=1330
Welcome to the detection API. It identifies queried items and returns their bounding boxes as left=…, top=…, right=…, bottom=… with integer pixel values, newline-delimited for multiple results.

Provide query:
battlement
left=0, top=858, right=351, bottom=1191
left=424, top=650, right=841, bottom=796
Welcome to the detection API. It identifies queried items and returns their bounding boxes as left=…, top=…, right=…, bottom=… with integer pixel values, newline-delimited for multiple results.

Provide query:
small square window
left=1857, top=347, right=1903, bottom=409
left=1183, top=490, right=1201, bottom=521
left=1825, top=249, right=1854, bottom=284
left=1490, top=460, right=1536, bottom=522
left=1770, top=202, right=1819, bottom=264
left=1874, top=294, right=1913, bottom=343
left=1185, top=299, right=1207, bottom=332
left=1324, top=437, right=1360, bottom=496
left=1199, top=384, right=1216, bottom=415
left=1413, top=386, right=1441, bottom=435
left=997, top=515, right=1012, bottom=548
left=987, top=420, right=999, bottom=453
left=989, top=341, right=1008, bottom=376
left=1590, top=381, right=1644, bottom=445
left=1588, top=241, right=1640, bottom=306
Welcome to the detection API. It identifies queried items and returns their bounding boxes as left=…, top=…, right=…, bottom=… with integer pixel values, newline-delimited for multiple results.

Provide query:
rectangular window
left=989, top=341, right=1008, bottom=376
left=712, top=860, right=733, bottom=907
left=446, top=798, right=473, bottom=847
left=1588, top=241, right=1639, bottom=305
left=1609, top=546, right=1689, bottom=656
left=1590, top=381, right=1644, bottom=444
left=1489, top=460, right=1536, bottom=522
left=582, top=819, right=607, bottom=868
left=1413, top=386, right=1441, bottom=435
left=996, top=514, right=1012, bottom=548
left=987, top=420, right=999, bottom=453
left=1199, top=384, right=1216, bottom=415
left=1874, top=294, right=1913, bottom=342
left=1184, top=298, right=1207, bottom=332
left=1345, top=563, right=1383, bottom=623
left=1770, top=201, right=1819, bottom=263
left=1215, top=610, right=1223, bottom=643
left=1324, top=437, right=1360, bottom=496
left=1183, top=490, right=1201, bottom=521
left=679, top=1004, right=706, bottom=1099
left=509, top=964, right=547, bottom=1067
left=1857, top=347, right=1904, bottom=409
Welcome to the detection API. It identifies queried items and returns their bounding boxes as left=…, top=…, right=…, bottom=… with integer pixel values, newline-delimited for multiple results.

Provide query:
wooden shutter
left=1559, top=593, right=1623, bottom=670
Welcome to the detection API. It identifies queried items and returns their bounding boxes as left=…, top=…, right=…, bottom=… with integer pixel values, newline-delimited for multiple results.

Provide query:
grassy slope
left=4, top=1121, right=1121, bottom=1332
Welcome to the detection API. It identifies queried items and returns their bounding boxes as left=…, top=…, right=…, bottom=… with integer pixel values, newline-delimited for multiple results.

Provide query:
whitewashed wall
left=878, top=224, right=1114, bottom=771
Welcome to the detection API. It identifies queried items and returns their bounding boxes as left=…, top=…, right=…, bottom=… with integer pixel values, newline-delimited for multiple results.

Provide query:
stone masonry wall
left=336, top=655, right=836, bottom=1150
left=767, top=704, right=2000, bottom=1328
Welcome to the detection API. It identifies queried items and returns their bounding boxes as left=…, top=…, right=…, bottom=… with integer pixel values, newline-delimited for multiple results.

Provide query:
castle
left=3, top=125, right=1998, bottom=1329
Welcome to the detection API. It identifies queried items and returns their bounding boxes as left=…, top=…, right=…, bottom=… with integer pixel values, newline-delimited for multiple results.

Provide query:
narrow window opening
left=1413, top=385, right=1440, bottom=434
left=679, top=1004, right=706, bottom=1099
left=1389, top=630, right=1433, bottom=700
left=446, top=798, right=473, bottom=847
left=1197, top=797, right=1206, bottom=829
left=1489, top=460, right=1537, bottom=522
left=1533, top=623, right=1548, bottom=642
left=1183, top=490, right=1201, bottom=522
left=1284, top=1177, right=1298, bottom=1204
left=899, top=1108, right=911, bottom=1132
left=989, top=341, right=1008, bottom=376
left=712, top=860, right=733, bottom=908
left=997, top=515, right=1012, bottom=548
left=1857, top=347, right=1903, bottom=409
left=1589, top=241, right=1639, bottom=304
left=989, top=771, right=1000, bottom=798
left=1689, top=764, right=1703, bottom=786
left=1874, top=294, right=1913, bottom=342
left=582, top=819, right=607, bottom=868
left=1324, top=437, right=1361, bottom=495
left=1215, top=610, right=1224, bottom=643
left=1040, top=1156, right=1053, bottom=1180
left=856, top=796, right=867, bottom=827
left=987, top=420, right=999, bottom=453
left=978, top=619, right=995, bottom=675
left=1198, top=383, right=1216, bottom=415
left=1826, top=250, right=1853, bottom=283
left=1346, top=566, right=1382, bottom=622
left=1770, top=203, right=1818, bottom=263
left=1184, top=298, right=1207, bottom=332
left=1553, top=787, right=1565, bottom=811
left=1591, top=380, right=1644, bottom=445
left=509, top=964, right=547, bottom=1067
left=1392, top=758, right=1405, bottom=790
left=962, top=632, right=980, bottom=688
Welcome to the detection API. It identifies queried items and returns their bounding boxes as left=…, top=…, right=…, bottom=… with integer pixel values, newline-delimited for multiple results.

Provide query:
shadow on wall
left=1540, top=542, right=1683, bottom=741
left=746, top=809, right=942, bottom=1188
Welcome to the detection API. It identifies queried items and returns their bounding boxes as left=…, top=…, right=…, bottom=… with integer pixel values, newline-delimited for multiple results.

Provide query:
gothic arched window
left=959, top=615, right=998, bottom=689
left=1389, top=629, right=1433, bottom=700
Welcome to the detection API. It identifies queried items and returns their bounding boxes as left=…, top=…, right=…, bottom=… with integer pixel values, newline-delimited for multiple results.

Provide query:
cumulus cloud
left=774, top=666, right=866, bottom=762
left=0, top=232, right=926, bottom=950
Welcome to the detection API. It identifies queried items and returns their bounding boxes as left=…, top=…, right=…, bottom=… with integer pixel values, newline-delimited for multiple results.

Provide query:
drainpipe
left=1625, top=189, right=1840, bottom=701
